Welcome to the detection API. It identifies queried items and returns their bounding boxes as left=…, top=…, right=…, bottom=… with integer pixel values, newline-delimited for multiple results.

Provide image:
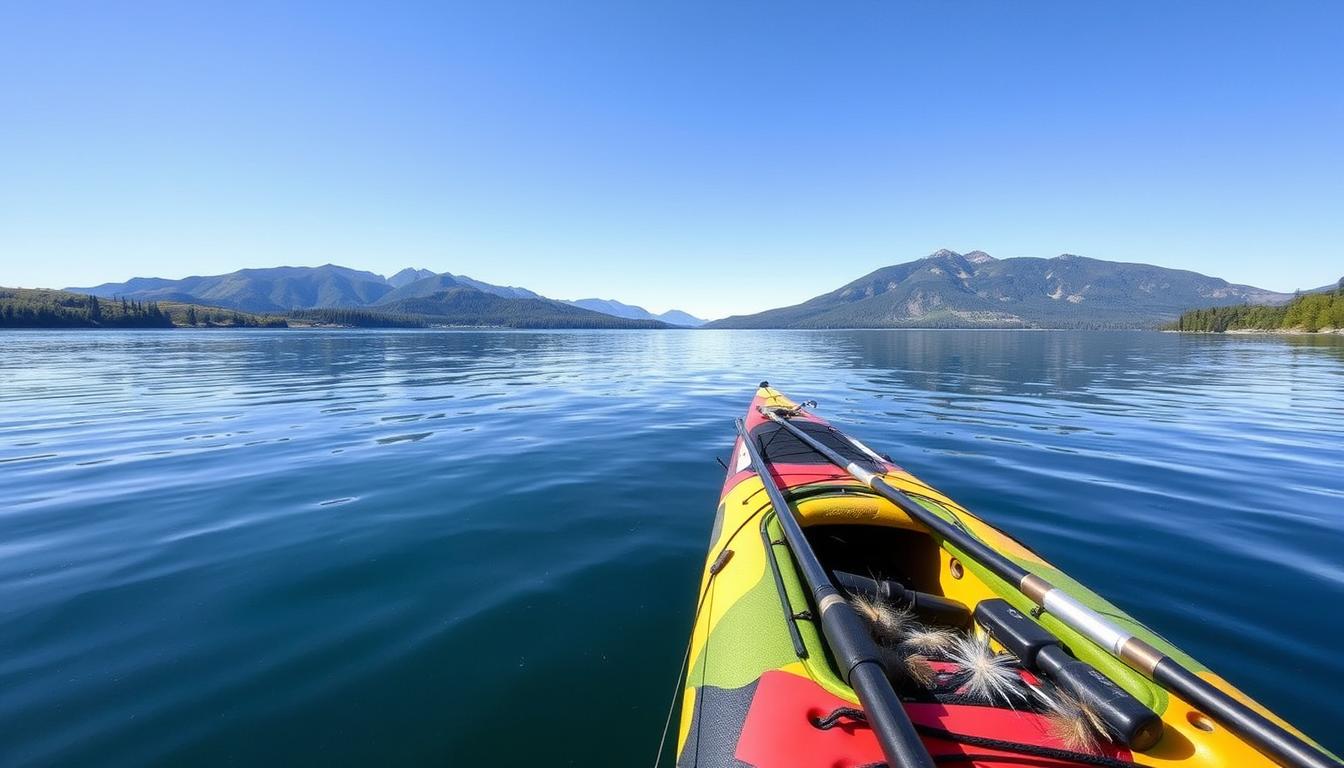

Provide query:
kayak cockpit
left=806, top=523, right=945, bottom=599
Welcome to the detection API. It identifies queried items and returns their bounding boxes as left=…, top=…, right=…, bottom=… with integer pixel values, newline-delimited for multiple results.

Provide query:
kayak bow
left=675, top=384, right=1337, bottom=768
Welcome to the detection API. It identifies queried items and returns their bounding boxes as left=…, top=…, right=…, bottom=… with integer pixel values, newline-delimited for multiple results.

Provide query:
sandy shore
left=1223, top=327, right=1344, bottom=335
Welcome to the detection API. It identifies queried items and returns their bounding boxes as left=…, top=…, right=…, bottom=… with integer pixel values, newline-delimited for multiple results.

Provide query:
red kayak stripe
left=735, top=670, right=1132, bottom=768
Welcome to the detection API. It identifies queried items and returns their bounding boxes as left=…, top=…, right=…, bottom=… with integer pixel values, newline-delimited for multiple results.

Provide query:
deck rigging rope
left=813, top=707, right=1139, bottom=768
left=651, top=608, right=696, bottom=768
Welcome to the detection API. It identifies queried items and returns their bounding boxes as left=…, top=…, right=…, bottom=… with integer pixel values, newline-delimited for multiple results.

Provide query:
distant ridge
left=656, top=309, right=708, bottom=327
left=707, top=249, right=1294, bottom=329
left=448, top=274, right=543, bottom=300
left=1307, top=277, right=1344, bottom=295
left=565, top=298, right=706, bottom=327
left=387, top=268, right=436, bottom=288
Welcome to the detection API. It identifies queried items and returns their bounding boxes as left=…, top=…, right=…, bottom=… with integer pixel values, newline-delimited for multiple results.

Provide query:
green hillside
left=0, top=287, right=287, bottom=328
left=1169, top=283, right=1344, bottom=332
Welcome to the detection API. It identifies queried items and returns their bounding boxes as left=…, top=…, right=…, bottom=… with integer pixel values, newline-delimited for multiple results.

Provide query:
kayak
left=674, top=384, right=1334, bottom=768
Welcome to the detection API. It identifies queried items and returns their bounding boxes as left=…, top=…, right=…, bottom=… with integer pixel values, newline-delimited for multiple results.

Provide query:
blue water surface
left=1, top=329, right=1341, bottom=765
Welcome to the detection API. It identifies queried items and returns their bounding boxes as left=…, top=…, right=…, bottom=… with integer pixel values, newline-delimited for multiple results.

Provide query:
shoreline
left=1224, top=327, right=1343, bottom=335
left=1164, top=328, right=1344, bottom=336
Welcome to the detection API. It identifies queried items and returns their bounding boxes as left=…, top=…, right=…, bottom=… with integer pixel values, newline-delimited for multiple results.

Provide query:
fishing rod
left=757, top=402, right=1341, bottom=768
left=734, top=418, right=934, bottom=768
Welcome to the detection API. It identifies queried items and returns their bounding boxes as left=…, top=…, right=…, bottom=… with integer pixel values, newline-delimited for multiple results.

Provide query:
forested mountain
left=707, top=250, right=1293, bottom=329
left=70, top=265, right=392, bottom=313
left=378, top=288, right=668, bottom=328
left=374, top=274, right=467, bottom=304
left=65, top=264, right=692, bottom=325
left=1169, top=282, right=1344, bottom=332
left=385, top=270, right=544, bottom=300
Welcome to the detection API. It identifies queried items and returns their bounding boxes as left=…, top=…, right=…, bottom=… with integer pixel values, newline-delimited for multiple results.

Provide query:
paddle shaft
left=735, top=419, right=934, bottom=768
left=759, top=406, right=1340, bottom=768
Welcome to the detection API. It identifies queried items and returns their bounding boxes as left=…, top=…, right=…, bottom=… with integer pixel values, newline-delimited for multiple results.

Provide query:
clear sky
left=2, top=1, right=1340, bottom=319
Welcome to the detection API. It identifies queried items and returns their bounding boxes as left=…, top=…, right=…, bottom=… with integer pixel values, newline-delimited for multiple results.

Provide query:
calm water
left=2, top=329, right=1342, bottom=766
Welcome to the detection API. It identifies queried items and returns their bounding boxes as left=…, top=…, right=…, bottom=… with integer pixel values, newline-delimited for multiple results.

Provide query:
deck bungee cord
left=757, top=394, right=1341, bottom=768
left=814, top=708, right=1143, bottom=768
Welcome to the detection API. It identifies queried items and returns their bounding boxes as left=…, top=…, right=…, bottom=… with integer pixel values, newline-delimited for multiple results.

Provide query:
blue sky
left=1, top=1, right=1340, bottom=318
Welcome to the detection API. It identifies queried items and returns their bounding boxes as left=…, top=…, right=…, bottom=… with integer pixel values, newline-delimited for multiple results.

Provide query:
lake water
left=2, top=329, right=1342, bottom=766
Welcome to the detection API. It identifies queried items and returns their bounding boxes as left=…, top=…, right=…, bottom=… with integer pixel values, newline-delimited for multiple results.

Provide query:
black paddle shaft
left=760, top=404, right=1342, bottom=768
left=735, top=418, right=934, bottom=768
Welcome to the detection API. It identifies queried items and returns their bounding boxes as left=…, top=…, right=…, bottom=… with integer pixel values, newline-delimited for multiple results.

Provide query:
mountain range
left=69, top=266, right=704, bottom=328
left=57, top=253, right=1327, bottom=330
left=707, top=250, right=1296, bottom=329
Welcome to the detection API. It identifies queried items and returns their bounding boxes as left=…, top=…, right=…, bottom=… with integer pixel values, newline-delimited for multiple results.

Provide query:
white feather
left=850, top=594, right=912, bottom=639
left=947, top=634, right=1026, bottom=705
left=1046, top=691, right=1107, bottom=753
left=900, top=625, right=957, bottom=656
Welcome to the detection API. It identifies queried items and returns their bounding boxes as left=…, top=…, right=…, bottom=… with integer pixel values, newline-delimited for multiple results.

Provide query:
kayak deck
left=676, top=385, right=1324, bottom=768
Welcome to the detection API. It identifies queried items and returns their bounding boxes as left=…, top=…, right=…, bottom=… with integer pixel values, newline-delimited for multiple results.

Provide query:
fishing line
left=651, top=500, right=771, bottom=768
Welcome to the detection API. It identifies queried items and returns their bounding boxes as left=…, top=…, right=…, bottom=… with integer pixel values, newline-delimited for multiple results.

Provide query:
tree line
left=1168, top=281, right=1344, bottom=332
left=0, top=286, right=443, bottom=329
left=287, top=308, right=428, bottom=327
left=0, top=289, right=173, bottom=328
left=0, top=288, right=288, bottom=328
left=169, top=303, right=288, bottom=327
